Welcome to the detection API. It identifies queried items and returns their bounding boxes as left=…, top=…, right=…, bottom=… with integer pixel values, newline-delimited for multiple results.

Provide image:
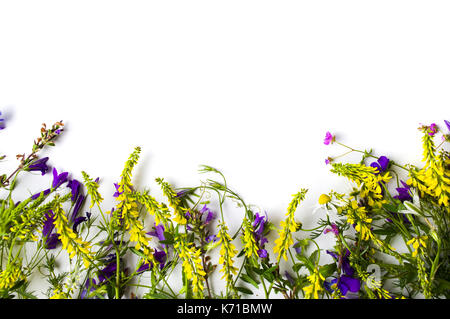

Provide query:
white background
left=0, top=0, right=448, bottom=296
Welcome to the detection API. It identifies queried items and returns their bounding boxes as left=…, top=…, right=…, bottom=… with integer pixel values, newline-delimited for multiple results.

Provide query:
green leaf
left=319, top=263, right=337, bottom=278
left=240, top=274, right=259, bottom=289
left=236, top=286, right=253, bottom=295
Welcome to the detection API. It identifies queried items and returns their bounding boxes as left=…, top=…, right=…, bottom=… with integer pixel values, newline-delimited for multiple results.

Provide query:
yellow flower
left=0, top=262, right=26, bottom=290
left=318, top=194, right=331, bottom=205
left=303, top=268, right=325, bottom=299
left=218, top=221, right=239, bottom=291
left=274, top=189, right=308, bottom=262
left=406, top=236, right=428, bottom=257
left=174, top=235, right=206, bottom=297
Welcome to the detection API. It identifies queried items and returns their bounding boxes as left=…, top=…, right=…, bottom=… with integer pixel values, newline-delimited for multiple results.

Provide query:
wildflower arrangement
left=0, top=114, right=449, bottom=299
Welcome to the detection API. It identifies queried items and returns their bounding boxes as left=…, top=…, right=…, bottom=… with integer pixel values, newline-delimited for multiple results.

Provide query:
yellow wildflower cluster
left=0, top=262, right=26, bottom=290
left=274, top=189, right=307, bottom=262
left=52, top=203, right=93, bottom=268
left=156, top=178, right=188, bottom=225
left=241, top=217, right=259, bottom=259
left=134, top=191, right=172, bottom=227
left=82, top=171, right=104, bottom=208
left=217, top=221, right=239, bottom=291
left=302, top=268, right=325, bottom=299
left=174, top=236, right=206, bottom=296
left=345, top=200, right=374, bottom=241
left=331, top=163, right=391, bottom=200
left=407, top=132, right=450, bottom=207
left=114, top=147, right=155, bottom=265
left=407, top=235, right=428, bottom=258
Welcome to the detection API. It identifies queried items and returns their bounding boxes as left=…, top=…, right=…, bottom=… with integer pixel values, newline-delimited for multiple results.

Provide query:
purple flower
left=394, top=180, right=412, bottom=202
left=67, top=179, right=82, bottom=202
left=137, top=249, right=167, bottom=272
left=148, top=224, right=165, bottom=241
left=326, top=249, right=355, bottom=277
left=200, top=205, right=216, bottom=224
left=324, top=223, right=339, bottom=236
left=31, top=188, right=51, bottom=200
left=206, top=234, right=218, bottom=243
left=113, top=182, right=123, bottom=198
left=52, top=168, right=69, bottom=189
left=98, top=262, right=117, bottom=283
left=445, top=120, right=450, bottom=132
left=72, top=215, right=88, bottom=233
left=257, top=249, right=268, bottom=258
left=293, top=242, right=302, bottom=255
left=250, top=212, right=269, bottom=258
left=429, top=123, right=438, bottom=136
left=70, top=194, right=85, bottom=222
left=324, top=131, right=335, bottom=145
left=27, top=157, right=49, bottom=175
left=154, top=249, right=167, bottom=269
left=325, top=275, right=361, bottom=296
left=325, top=249, right=360, bottom=296
left=80, top=278, right=98, bottom=299
left=42, top=211, right=61, bottom=249
left=370, top=156, right=389, bottom=174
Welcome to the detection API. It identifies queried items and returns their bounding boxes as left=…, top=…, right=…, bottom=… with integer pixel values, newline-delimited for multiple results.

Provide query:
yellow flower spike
left=274, top=189, right=308, bottom=263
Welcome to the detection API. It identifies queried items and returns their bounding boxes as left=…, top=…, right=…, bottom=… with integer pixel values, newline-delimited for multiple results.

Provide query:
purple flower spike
left=394, top=180, right=412, bottom=202
left=42, top=210, right=61, bottom=249
left=27, top=157, right=49, bottom=175
left=52, top=168, right=69, bottom=189
left=445, top=120, right=450, bottom=132
left=31, top=188, right=51, bottom=200
left=324, top=131, right=335, bottom=145
left=71, top=194, right=85, bottom=222
left=147, top=224, right=166, bottom=248
left=67, top=179, right=82, bottom=202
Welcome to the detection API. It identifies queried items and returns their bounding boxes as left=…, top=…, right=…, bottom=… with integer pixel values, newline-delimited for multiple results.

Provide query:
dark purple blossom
left=27, top=157, right=49, bottom=175
left=325, top=249, right=360, bottom=296
left=394, top=180, right=412, bottom=202
left=200, top=205, right=216, bottom=224
left=42, top=211, right=61, bottom=249
left=70, top=194, right=85, bottom=222
left=113, top=182, right=123, bottom=198
left=445, top=120, right=450, bottom=132
left=257, top=249, right=268, bottom=258
left=98, top=262, right=117, bottom=283
left=52, top=168, right=69, bottom=189
left=72, top=215, right=88, bottom=233
left=31, top=188, right=51, bottom=200
left=325, top=275, right=360, bottom=296
left=67, top=179, right=82, bottom=202
left=370, top=156, right=389, bottom=174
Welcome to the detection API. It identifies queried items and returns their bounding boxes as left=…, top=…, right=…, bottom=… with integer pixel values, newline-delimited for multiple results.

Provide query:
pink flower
left=324, top=131, right=335, bottom=145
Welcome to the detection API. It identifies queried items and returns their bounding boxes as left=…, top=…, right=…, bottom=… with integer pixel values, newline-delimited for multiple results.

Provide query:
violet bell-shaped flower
left=52, top=167, right=69, bottom=189
left=26, top=157, right=50, bottom=175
